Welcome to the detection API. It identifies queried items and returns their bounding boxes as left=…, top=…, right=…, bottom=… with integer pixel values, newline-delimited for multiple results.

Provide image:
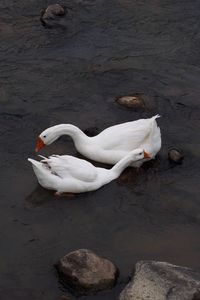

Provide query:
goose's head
left=131, top=148, right=151, bottom=161
left=35, top=125, right=61, bottom=152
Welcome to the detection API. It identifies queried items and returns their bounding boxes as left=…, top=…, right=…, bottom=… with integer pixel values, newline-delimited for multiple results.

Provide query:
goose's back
left=93, top=118, right=155, bottom=151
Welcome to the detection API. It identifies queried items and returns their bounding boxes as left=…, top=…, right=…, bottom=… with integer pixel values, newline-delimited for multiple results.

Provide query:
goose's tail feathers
left=28, top=158, right=60, bottom=191
left=28, top=158, right=42, bottom=168
left=152, top=114, right=161, bottom=120
left=149, top=115, right=161, bottom=150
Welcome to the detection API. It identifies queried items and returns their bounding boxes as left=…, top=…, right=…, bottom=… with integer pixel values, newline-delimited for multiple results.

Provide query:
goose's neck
left=109, top=154, right=134, bottom=179
left=52, top=124, right=89, bottom=145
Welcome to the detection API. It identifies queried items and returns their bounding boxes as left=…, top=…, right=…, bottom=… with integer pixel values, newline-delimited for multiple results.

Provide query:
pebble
left=116, top=94, right=145, bottom=108
left=40, top=4, right=66, bottom=28
left=168, top=148, right=184, bottom=163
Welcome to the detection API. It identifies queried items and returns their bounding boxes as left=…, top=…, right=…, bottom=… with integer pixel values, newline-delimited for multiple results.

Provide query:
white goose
left=28, top=149, right=150, bottom=195
left=35, top=115, right=161, bottom=167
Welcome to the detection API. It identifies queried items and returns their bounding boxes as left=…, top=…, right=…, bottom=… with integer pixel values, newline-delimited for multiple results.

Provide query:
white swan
left=28, top=149, right=150, bottom=195
left=35, top=115, right=161, bottom=167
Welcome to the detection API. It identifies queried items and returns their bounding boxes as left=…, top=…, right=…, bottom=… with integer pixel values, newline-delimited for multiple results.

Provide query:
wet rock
left=55, top=249, right=118, bottom=294
left=168, top=148, right=184, bottom=163
left=116, top=94, right=145, bottom=108
left=40, top=4, right=66, bottom=28
left=119, top=261, right=200, bottom=300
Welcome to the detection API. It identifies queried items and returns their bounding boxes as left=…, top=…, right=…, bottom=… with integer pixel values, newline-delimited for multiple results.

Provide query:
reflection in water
left=25, top=185, right=55, bottom=207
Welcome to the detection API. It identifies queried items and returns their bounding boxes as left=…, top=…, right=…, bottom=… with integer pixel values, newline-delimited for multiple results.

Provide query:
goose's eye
left=43, top=135, right=46, bottom=138
left=139, top=152, right=142, bottom=155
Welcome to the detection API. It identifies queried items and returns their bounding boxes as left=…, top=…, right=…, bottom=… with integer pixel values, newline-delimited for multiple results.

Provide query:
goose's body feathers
left=28, top=149, right=148, bottom=194
left=36, top=115, right=161, bottom=167
left=40, top=155, right=97, bottom=182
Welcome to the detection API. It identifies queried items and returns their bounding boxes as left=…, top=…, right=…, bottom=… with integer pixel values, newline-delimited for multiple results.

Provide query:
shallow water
left=1, top=0, right=200, bottom=299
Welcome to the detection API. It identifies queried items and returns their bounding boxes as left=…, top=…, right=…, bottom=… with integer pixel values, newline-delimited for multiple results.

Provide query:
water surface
left=1, top=0, right=200, bottom=299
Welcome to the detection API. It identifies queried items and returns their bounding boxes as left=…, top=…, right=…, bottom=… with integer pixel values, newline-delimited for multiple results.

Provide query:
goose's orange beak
left=143, top=150, right=151, bottom=158
left=35, top=137, right=45, bottom=152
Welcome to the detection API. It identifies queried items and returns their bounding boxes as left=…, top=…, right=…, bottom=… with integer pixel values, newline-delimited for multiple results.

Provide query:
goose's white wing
left=41, top=155, right=98, bottom=182
left=94, top=117, right=159, bottom=151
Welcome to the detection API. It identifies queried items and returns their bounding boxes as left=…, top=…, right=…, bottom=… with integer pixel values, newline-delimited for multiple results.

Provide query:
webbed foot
left=54, top=191, right=75, bottom=197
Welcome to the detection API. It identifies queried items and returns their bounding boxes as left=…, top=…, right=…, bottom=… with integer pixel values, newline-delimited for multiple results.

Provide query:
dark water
left=1, top=0, right=200, bottom=299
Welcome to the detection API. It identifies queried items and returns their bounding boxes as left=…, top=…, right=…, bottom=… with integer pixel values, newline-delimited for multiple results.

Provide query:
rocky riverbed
left=1, top=0, right=200, bottom=299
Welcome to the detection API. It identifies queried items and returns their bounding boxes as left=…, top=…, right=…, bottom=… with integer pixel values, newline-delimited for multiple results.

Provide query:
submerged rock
left=116, top=94, right=145, bottom=108
left=55, top=249, right=118, bottom=294
left=40, top=4, right=67, bottom=28
left=119, top=261, right=200, bottom=300
left=168, top=148, right=184, bottom=163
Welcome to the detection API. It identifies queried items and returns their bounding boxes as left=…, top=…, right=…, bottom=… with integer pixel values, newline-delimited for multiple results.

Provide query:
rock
left=116, top=94, right=145, bottom=108
left=168, top=148, right=184, bottom=163
left=119, top=261, right=200, bottom=300
left=40, top=4, right=66, bottom=28
left=55, top=249, right=118, bottom=294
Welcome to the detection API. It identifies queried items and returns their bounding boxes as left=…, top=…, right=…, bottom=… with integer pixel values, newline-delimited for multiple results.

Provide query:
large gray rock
left=119, top=261, right=200, bottom=300
left=56, top=249, right=118, bottom=294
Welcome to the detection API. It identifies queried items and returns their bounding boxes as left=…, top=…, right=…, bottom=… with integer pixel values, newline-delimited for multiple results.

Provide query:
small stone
left=40, top=4, right=66, bottom=28
left=48, top=4, right=65, bottom=15
left=116, top=94, right=145, bottom=108
left=168, top=148, right=184, bottom=163
left=55, top=249, right=118, bottom=294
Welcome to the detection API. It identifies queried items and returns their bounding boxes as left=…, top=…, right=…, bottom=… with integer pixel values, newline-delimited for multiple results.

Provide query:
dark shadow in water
left=25, top=185, right=55, bottom=207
